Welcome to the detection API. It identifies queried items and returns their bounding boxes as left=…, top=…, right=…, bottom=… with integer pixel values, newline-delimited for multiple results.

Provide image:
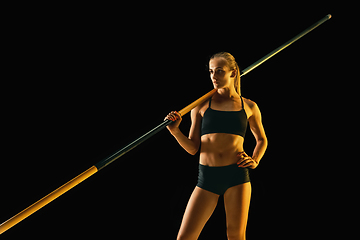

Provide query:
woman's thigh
left=223, top=182, right=252, bottom=238
left=177, top=187, right=219, bottom=240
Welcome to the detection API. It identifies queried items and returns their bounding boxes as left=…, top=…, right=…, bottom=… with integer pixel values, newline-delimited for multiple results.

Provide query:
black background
left=2, top=2, right=345, bottom=239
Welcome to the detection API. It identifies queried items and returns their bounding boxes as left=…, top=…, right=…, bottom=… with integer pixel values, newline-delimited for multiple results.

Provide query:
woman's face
left=209, top=57, right=234, bottom=90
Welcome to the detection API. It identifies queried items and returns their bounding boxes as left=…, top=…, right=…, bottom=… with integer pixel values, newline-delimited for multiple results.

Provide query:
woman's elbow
left=259, top=137, right=268, bottom=147
left=188, top=149, right=198, bottom=155
left=187, top=143, right=200, bottom=155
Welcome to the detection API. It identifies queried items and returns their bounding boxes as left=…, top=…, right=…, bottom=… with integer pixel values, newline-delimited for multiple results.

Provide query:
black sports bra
left=201, top=96, right=248, bottom=137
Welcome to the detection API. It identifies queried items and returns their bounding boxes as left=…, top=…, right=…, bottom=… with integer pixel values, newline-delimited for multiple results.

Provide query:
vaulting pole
left=0, top=14, right=331, bottom=234
left=241, top=14, right=331, bottom=76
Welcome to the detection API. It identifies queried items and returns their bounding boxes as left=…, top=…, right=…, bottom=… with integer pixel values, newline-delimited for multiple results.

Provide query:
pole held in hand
left=0, top=14, right=331, bottom=234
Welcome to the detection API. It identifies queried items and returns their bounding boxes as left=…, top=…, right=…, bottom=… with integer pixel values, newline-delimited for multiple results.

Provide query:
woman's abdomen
left=200, top=133, right=244, bottom=166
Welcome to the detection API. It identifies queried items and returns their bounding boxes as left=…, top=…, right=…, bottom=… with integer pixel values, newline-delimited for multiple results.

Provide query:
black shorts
left=196, top=163, right=250, bottom=195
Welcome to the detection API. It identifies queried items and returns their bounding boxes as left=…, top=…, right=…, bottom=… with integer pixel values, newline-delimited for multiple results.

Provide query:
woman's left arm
left=248, top=102, right=268, bottom=165
left=237, top=101, right=268, bottom=169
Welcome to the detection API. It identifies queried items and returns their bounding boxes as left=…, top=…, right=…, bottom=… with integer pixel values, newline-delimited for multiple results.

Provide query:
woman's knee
left=177, top=233, right=197, bottom=240
left=227, top=228, right=246, bottom=240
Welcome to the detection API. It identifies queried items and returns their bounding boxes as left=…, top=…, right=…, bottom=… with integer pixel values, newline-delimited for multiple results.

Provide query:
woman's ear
left=230, top=69, right=237, bottom=78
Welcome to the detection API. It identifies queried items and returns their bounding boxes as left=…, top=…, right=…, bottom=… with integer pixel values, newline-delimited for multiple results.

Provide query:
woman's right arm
left=165, top=107, right=202, bottom=155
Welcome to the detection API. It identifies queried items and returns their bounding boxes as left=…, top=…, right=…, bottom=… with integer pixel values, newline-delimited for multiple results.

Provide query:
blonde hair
left=210, top=52, right=241, bottom=95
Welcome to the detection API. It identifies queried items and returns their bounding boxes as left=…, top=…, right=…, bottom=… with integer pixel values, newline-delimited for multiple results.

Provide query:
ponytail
left=234, top=62, right=241, bottom=96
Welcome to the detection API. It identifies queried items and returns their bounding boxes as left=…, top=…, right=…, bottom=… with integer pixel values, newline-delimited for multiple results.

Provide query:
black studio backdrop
left=2, top=3, right=339, bottom=239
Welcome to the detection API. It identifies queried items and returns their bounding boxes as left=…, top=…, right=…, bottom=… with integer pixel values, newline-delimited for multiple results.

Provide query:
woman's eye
left=209, top=69, right=223, bottom=74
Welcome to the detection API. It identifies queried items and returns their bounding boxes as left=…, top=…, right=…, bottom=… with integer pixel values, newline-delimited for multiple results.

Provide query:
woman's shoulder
left=192, top=98, right=210, bottom=117
left=243, top=97, right=257, bottom=109
left=242, top=97, right=261, bottom=118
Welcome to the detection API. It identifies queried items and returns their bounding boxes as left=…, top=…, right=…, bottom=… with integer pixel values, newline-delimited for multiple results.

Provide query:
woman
left=165, top=52, right=267, bottom=240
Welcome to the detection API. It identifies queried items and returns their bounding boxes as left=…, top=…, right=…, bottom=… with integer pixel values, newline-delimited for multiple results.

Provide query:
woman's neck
left=216, top=87, right=240, bottom=99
